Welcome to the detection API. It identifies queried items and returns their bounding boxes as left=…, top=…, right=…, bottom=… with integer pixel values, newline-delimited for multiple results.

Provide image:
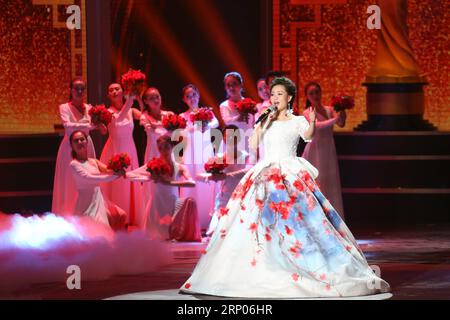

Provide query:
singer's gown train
left=180, top=115, right=390, bottom=298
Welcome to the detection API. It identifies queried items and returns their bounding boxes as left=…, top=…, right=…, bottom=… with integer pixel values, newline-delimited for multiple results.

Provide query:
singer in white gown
left=179, top=77, right=390, bottom=298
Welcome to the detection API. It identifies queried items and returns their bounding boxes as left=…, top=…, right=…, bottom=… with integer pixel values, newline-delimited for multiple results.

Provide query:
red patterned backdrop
left=0, top=0, right=86, bottom=133
left=272, top=0, right=449, bottom=131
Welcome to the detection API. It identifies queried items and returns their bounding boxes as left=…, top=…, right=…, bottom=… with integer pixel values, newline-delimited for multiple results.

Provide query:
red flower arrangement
left=236, top=98, right=257, bottom=123
left=162, top=113, right=187, bottom=131
left=121, top=69, right=146, bottom=94
left=204, top=156, right=228, bottom=174
left=146, top=157, right=173, bottom=177
left=330, top=94, right=354, bottom=112
left=107, top=153, right=131, bottom=173
left=189, top=107, right=214, bottom=123
left=89, top=105, right=112, bottom=126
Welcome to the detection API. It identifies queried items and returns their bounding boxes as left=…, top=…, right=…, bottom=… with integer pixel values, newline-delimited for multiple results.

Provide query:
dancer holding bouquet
left=302, top=82, right=349, bottom=218
left=100, top=83, right=144, bottom=228
left=69, top=131, right=126, bottom=230
left=219, top=72, right=255, bottom=132
left=52, top=78, right=107, bottom=215
left=204, top=125, right=253, bottom=236
left=179, top=84, right=219, bottom=230
left=127, top=135, right=201, bottom=241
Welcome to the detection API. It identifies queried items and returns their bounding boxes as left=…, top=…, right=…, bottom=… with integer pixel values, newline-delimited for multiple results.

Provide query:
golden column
left=358, top=0, right=435, bottom=130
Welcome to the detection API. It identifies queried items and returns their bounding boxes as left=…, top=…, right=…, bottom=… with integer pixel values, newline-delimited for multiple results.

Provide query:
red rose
left=330, top=94, right=354, bottom=112
left=236, top=98, right=257, bottom=115
left=204, top=156, right=228, bottom=174
left=162, top=114, right=186, bottom=131
left=146, top=157, right=173, bottom=177
left=107, top=153, right=131, bottom=172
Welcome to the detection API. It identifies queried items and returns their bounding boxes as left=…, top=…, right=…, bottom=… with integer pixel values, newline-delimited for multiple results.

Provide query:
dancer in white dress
left=69, top=131, right=126, bottom=229
left=205, top=125, right=253, bottom=236
left=180, top=77, right=389, bottom=298
left=302, top=82, right=346, bottom=218
left=100, top=83, right=144, bottom=228
left=127, top=135, right=201, bottom=241
left=255, top=77, right=271, bottom=119
left=140, top=87, right=172, bottom=163
left=179, top=84, right=220, bottom=230
left=139, top=87, right=173, bottom=210
left=220, top=72, right=255, bottom=132
left=52, top=78, right=106, bottom=215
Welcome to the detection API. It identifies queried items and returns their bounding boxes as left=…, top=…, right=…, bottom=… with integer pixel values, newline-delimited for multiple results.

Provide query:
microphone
left=255, top=105, right=277, bottom=125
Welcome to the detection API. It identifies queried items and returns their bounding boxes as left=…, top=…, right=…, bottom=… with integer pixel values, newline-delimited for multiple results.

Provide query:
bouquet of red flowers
left=146, top=157, right=173, bottom=178
left=330, top=95, right=354, bottom=112
left=107, top=153, right=131, bottom=173
left=204, top=156, right=228, bottom=174
left=189, top=107, right=214, bottom=123
left=162, top=113, right=187, bottom=131
left=121, top=69, right=146, bottom=94
left=236, top=98, right=257, bottom=123
left=89, top=105, right=112, bottom=126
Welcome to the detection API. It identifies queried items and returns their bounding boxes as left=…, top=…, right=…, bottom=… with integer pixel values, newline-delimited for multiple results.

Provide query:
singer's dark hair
left=304, top=81, right=321, bottom=108
left=270, top=77, right=297, bottom=110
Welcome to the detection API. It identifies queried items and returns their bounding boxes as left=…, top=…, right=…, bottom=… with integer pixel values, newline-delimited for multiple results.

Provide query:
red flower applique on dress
left=269, top=201, right=290, bottom=220
left=232, top=177, right=254, bottom=200
left=250, top=258, right=257, bottom=267
left=265, top=227, right=272, bottom=241
left=293, top=180, right=304, bottom=192
left=184, top=283, right=191, bottom=289
left=249, top=222, right=258, bottom=233
left=285, top=225, right=293, bottom=236
left=292, top=273, right=300, bottom=282
left=218, top=207, right=229, bottom=217
left=289, top=241, right=302, bottom=258
left=255, top=198, right=264, bottom=211
left=267, top=168, right=284, bottom=184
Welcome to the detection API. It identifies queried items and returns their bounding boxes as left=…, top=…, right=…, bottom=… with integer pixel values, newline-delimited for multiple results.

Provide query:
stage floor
left=3, top=225, right=450, bottom=300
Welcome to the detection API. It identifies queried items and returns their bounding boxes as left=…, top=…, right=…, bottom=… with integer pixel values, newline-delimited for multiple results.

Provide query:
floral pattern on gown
left=180, top=115, right=390, bottom=298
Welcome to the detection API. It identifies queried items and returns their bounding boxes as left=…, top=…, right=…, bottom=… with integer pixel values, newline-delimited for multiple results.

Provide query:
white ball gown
left=180, top=115, right=390, bottom=298
left=70, top=158, right=126, bottom=229
left=52, top=103, right=96, bottom=215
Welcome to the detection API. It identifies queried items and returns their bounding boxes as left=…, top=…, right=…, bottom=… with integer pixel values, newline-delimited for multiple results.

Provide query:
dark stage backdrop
left=111, top=0, right=270, bottom=115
